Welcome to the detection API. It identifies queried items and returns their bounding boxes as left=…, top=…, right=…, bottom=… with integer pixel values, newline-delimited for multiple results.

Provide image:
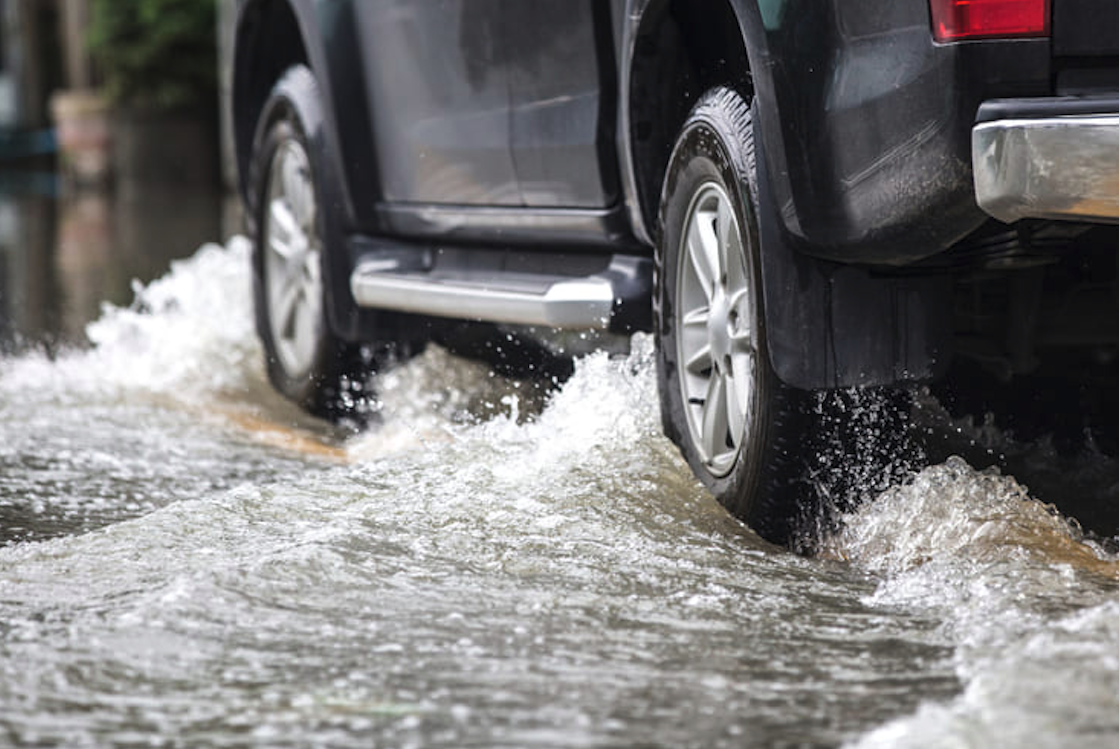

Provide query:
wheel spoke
left=682, top=306, right=710, bottom=328
left=701, top=373, right=729, bottom=463
left=730, top=327, right=755, bottom=353
left=724, top=370, right=746, bottom=449
left=279, top=281, right=304, bottom=337
left=715, top=196, right=736, bottom=283
left=267, top=233, right=294, bottom=268
left=268, top=200, right=298, bottom=258
left=292, top=290, right=316, bottom=353
left=697, top=206, right=721, bottom=279
left=268, top=239, right=297, bottom=290
left=685, top=343, right=713, bottom=374
left=303, top=252, right=321, bottom=288
left=281, top=153, right=306, bottom=229
left=728, top=288, right=755, bottom=354
left=687, top=209, right=718, bottom=301
left=728, top=286, right=750, bottom=320
left=296, top=182, right=316, bottom=234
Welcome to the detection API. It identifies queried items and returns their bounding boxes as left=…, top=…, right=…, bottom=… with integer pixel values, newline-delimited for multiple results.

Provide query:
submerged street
left=1, top=240, right=1119, bottom=747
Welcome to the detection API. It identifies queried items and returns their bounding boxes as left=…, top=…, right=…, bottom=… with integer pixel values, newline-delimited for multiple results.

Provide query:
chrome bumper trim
left=972, top=114, right=1119, bottom=224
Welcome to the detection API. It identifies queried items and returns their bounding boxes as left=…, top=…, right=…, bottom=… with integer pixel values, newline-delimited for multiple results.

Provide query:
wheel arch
left=232, top=0, right=379, bottom=233
left=235, top=0, right=387, bottom=343
left=625, top=1, right=952, bottom=391
left=232, top=0, right=309, bottom=209
left=624, top=0, right=767, bottom=246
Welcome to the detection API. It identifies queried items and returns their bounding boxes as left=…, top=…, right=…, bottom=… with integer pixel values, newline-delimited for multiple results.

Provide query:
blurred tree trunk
left=3, top=0, right=62, bottom=127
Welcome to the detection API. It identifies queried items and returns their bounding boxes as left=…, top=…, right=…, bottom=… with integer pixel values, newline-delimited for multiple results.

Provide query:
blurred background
left=0, top=0, right=235, bottom=351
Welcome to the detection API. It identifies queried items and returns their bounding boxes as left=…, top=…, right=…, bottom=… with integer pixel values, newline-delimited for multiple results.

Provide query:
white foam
left=0, top=237, right=261, bottom=402
left=345, top=334, right=664, bottom=474
left=836, top=457, right=1119, bottom=748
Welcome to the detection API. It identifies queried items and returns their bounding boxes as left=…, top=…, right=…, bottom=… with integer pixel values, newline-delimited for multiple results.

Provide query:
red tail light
left=930, top=0, right=1050, bottom=42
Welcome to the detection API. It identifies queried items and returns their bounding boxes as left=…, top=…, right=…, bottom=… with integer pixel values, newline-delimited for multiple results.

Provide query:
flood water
left=2, top=232, right=1119, bottom=746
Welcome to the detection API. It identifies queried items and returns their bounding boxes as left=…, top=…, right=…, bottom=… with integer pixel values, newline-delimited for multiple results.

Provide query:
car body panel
left=233, top=0, right=1119, bottom=390
left=354, top=0, right=520, bottom=206
left=715, top=0, right=1050, bottom=264
left=237, top=0, right=1061, bottom=262
left=505, top=0, right=620, bottom=209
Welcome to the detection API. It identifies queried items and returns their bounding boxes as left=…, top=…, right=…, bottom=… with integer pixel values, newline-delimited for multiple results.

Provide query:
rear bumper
left=973, top=97, right=1119, bottom=224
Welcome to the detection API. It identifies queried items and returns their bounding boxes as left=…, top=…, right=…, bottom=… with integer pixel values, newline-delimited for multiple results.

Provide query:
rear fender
left=753, top=105, right=953, bottom=389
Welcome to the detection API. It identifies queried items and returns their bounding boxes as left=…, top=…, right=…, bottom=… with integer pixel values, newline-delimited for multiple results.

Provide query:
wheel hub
left=263, top=139, right=323, bottom=379
left=707, top=285, right=735, bottom=374
left=674, top=181, right=758, bottom=476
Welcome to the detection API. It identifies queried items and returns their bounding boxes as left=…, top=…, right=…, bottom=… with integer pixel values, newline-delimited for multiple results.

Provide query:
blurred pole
left=218, top=0, right=237, bottom=193
left=218, top=0, right=243, bottom=238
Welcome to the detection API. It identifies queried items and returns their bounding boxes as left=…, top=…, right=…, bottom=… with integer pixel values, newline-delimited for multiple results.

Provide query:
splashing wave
left=829, top=457, right=1119, bottom=748
left=0, top=238, right=261, bottom=402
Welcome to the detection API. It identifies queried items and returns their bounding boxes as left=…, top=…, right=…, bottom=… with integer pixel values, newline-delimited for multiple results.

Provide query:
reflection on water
left=0, top=181, right=222, bottom=350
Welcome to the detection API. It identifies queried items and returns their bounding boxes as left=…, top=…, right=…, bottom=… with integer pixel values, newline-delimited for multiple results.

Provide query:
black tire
left=248, top=65, right=371, bottom=423
left=656, top=87, right=809, bottom=546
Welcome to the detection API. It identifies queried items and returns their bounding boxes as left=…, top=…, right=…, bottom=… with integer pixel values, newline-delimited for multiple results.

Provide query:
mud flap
left=754, top=110, right=952, bottom=390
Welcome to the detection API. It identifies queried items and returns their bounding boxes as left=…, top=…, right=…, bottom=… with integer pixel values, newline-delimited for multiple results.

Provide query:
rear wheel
left=250, top=66, right=371, bottom=422
left=656, top=88, right=808, bottom=545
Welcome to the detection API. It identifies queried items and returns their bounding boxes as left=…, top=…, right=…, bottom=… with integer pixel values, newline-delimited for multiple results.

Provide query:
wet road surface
left=1, top=240, right=1118, bottom=747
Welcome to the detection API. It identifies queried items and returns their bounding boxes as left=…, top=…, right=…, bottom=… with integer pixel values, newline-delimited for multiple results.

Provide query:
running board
left=349, top=253, right=652, bottom=332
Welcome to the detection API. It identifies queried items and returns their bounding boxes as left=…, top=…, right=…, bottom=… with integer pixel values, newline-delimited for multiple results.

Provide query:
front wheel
left=249, top=66, right=371, bottom=423
left=656, top=88, right=809, bottom=545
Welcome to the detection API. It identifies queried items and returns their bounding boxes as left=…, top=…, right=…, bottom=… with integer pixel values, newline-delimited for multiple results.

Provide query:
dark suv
left=232, top=0, right=1119, bottom=544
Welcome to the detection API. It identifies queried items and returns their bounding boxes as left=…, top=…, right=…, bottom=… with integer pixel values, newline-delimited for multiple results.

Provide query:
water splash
left=828, top=457, right=1119, bottom=748
left=0, top=237, right=262, bottom=402
left=787, top=387, right=924, bottom=550
left=3, top=237, right=1119, bottom=746
left=0, top=238, right=309, bottom=545
left=821, top=456, right=1100, bottom=575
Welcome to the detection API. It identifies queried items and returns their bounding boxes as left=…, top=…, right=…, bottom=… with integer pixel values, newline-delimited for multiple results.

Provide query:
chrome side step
left=349, top=254, right=651, bottom=331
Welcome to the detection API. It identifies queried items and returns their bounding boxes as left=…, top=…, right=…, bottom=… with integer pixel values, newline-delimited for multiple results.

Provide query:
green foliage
left=88, top=0, right=217, bottom=110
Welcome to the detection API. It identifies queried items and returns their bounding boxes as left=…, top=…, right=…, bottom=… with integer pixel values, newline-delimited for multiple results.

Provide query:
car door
left=354, top=0, right=520, bottom=206
left=503, top=0, right=619, bottom=209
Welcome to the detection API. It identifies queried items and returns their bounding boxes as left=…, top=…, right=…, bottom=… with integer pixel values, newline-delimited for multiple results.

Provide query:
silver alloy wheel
left=675, top=182, right=758, bottom=476
left=263, top=139, right=323, bottom=379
